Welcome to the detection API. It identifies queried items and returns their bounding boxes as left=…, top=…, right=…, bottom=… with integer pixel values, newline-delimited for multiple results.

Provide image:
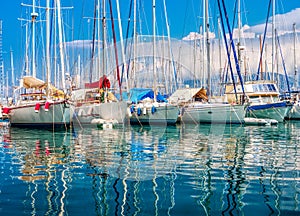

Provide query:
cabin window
left=263, top=84, right=269, bottom=92
left=252, top=84, right=259, bottom=92
left=267, top=84, right=276, bottom=92
left=258, top=85, right=265, bottom=92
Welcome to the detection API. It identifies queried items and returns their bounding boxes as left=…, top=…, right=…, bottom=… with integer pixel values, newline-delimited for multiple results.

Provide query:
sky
left=1, top=0, right=300, bottom=85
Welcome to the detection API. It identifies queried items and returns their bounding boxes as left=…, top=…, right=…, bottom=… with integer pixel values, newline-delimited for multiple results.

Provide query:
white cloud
left=184, top=8, right=300, bottom=41
left=248, top=8, right=300, bottom=37
left=232, top=25, right=256, bottom=39
left=182, top=31, right=215, bottom=41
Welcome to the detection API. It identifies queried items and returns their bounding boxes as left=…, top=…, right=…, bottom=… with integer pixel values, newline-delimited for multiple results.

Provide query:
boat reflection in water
left=2, top=122, right=300, bottom=215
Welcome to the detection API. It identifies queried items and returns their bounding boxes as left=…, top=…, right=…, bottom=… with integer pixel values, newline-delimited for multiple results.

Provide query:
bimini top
left=168, top=87, right=208, bottom=105
left=18, top=76, right=65, bottom=99
left=21, top=76, right=45, bottom=89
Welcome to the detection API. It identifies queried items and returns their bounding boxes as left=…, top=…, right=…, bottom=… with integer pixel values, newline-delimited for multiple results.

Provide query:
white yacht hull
left=128, top=104, right=179, bottom=125
left=72, top=101, right=128, bottom=125
left=180, top=103, right=245, bottom=124
left=7, top=100, right=70, bottom=127
left=246, top=101, right=292, bottom=123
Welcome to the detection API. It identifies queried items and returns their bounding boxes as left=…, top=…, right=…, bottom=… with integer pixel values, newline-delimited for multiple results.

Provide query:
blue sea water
left=1, top=122, right=300, bottom=215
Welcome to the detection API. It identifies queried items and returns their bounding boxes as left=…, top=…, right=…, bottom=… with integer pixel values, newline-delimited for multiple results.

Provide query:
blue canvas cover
left=129, top=88, right=167, bottom=103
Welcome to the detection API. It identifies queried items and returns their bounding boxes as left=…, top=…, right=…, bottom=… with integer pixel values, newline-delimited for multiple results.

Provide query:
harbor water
left=1, top=121, right=300, bottom=215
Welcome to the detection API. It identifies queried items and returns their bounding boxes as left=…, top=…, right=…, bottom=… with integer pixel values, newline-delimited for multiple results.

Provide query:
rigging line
left=163, top=0, right=178, bottom=91
left=90, top=0, right=97, bottom=83
left=49, top=0, right=55, bottom=78
left=217, top=0, right=238, bottom=102
left=221, top=0, right=246, bottom=97
left=121, top=0, right=133, bottom=84
left=255, top=0, right=272, bottom=81
left=276, top=31, right=291, bottom=95
left=108, top=0, right=122, bottom=99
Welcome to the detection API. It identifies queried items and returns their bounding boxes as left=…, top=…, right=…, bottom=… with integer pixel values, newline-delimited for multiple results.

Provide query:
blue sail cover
left=129, top=88, right=167, bottom=103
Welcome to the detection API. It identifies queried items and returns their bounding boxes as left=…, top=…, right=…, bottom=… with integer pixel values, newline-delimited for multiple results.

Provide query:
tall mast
left=97, top=0, right=101, bottom=80
left=102, top=0, right=107, bottom=78
left=132, top=0, right=137, bottom=89
left=218, top=17, right=222, bottom=83
left=10, top=48, right=15, bottom=88
left=46, top=0, right=50, bottom=89
left=90, top=1, right=97, bottom=83
left=293, top=23, right=298, bottom=89
left=56, top=0, right=66, bottom=91
left=31, top=0, right=38, bottom=78
left=108, top=0, right=122, bottom=98
left=237, top=0, right=241, bottom=74
left=163, top=0, right=174, bottom=94
left=271, top=0, right=275, bottom=81
left=116, top=0, right=129, bottom=92
left=205, top=0, right=211, bottom=98
left=25, top=24, right=29, bottom=76
left=202, top=0, right=206, bottom=87
left=153, top=0, right=157, bottom=102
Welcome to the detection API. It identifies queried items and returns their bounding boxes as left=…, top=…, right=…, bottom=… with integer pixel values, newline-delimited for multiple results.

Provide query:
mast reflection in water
left=0, top=122, right=300, bottom=215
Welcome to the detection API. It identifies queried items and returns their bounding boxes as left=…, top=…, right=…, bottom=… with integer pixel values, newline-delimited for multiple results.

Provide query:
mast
left=202, top=0, right=206, bottom=88
left=116, top=0, right=129, bottom=92
left=259, top=35, right=263, bottom=80
left=293, top=23, right=298, bottom=90
left=271, top=0, right=275, bottom=81
left=90, top=1, right=97, bottom=83
left=56, top=0, right=66, bottom=91
left=153, top=0, right=157, bottom=102
left=132, top=0, right=137, bottom=89
left=237, top=0, right=248, bottom=81
left=31, top=0, right=38, bottom=78
left=218, top=17, right=222, bottom=83
left=25, top=24, right=30, bottom=76
left=162, top=0, right=170, bottom=94
left=237, top=0, right=242, bottom=77
left=46, top=0, right=50, bottom=96
left=205, top=0, right=211, bottom=98
left=10, top=48, right=15, bottom=88
left=102, top=0, right=107, bottom=79
left=97, top=0, right=101, bottom=80
left=108, top=0, right=122, bottom=98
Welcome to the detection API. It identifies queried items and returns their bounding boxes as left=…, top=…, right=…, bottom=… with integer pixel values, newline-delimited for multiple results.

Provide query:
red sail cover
left=84, top=75, right=111, bottom=89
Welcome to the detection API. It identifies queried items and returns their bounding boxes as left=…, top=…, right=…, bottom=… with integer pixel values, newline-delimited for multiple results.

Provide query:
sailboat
left=226, top=81, right=291, bottom=123
left=169, top=87, right=245, bottom=124
left=2, top=0, right=70, bottom=128
left=70, top=75, right=127, bottom=125
left=70, top=0, right=127, bottom=127
left=169, top=0, right=245, bottom=125
left=223, top=0, right=292, bottom=123
left=127, top=0, right=179, bottom=125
